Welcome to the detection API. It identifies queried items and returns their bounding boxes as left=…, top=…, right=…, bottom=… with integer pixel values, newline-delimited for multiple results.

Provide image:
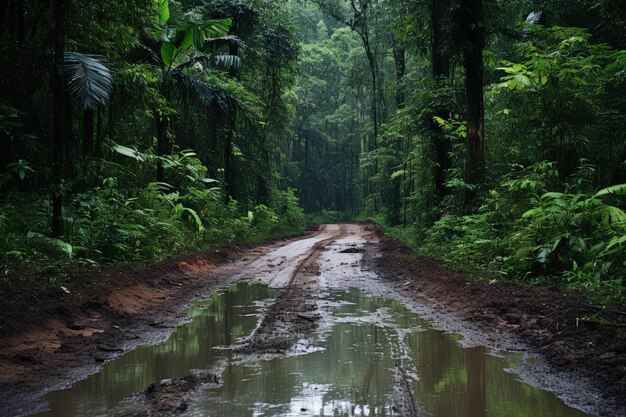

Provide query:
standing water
left=32, top=282, right=592, bottom=417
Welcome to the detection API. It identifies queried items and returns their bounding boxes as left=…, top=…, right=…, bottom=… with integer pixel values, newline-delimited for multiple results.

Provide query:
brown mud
left=364, top=226, right=626, bottom=416
left=124, top=370, right=221, bottom=417
left=0, top=233, right=317, bottom=416
left=0, top=223, right=624, bottom=417
left=234, top=288, right=320, bottom=356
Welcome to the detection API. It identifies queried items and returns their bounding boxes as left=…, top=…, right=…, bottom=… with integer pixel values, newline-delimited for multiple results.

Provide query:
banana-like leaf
left=64, top=52, right=112, bottom=110
left=200, top=18, right=232, bottom=38
left=160, top=42, right=177, bottom=67
left=157, top=0, right=169, bottom=25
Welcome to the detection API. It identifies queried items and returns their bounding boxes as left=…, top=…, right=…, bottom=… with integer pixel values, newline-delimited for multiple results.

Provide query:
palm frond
left=64, top=52, right=113, bottom=109
left=204, top=35, right=247, bottom=51
left=173, top=72, right=228, bottom=109
left=213, top=54, right=241, bottom=69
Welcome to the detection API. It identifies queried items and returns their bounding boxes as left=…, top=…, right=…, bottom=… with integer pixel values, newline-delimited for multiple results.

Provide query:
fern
left=595, top=183, right=626, bottom=197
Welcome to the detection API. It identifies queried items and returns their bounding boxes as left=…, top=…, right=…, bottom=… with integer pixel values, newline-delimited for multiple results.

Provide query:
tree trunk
left=462, top=0, right=485, bottom=193
left=224, top=102, right=236, bottom=201
left=387, top=44, right=406, bottom=226
left=393, top=45, right=405, bottom=109
left=95, top=106, right=104, bottom=157
left=156, top=115, right=168, bottom=183
left=51, top=0, right=65, bottom=237
left=83, top=108, right=94, bottom=157
left=432, top=0, right=452, bottom=201
left=257, top=145, right=270, bottom=206
left=364, top=44, right=379, bottom=144
left=432, top=0, right=450, bottom=79
left=224, top=40, right=239, bottom=200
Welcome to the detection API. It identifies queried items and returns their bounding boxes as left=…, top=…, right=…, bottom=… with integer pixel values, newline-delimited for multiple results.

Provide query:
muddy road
left=0, top=224, right=624, bottom=417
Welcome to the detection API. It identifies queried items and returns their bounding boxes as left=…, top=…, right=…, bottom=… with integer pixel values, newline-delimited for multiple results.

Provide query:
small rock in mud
left=126, top=371, right=220, bottom=417
left=66, top=322, right=85, bottom=330
left=97, top=344, right=124, bottom=353
left=339, top=247, right=365, bottom=253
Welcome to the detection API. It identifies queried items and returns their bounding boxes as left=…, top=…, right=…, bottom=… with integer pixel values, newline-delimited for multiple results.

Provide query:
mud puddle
left=31, top=283, right=278, bottom=417
left=30, top=283, right=591, bottom=417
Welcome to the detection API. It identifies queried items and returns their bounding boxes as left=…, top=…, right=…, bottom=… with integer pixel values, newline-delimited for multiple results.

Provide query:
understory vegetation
left=1, top=0, right=624, bottom=305
left=0, top=154, right=305, bottom=269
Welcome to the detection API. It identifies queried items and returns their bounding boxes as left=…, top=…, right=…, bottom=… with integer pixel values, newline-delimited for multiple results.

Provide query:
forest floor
left=0, top=224, right=624, bottom=417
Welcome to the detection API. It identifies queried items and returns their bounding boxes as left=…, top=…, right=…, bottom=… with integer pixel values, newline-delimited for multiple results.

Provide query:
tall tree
left=51, top=0, right=66, bottom=236
left=431, top=0, right=452, bottom=200
left=461, top=0, right=485, bottom=192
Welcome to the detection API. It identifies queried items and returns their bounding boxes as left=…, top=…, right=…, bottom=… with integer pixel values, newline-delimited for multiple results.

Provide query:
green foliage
left=410, top=162, right=626, bottom=304
left=365, top=13, right=626, bottom=305
left=0, top=148, right=306, bottom=270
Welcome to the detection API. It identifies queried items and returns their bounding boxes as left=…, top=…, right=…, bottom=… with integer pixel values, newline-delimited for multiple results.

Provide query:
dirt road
left=0, top=224, right=624, bottom=417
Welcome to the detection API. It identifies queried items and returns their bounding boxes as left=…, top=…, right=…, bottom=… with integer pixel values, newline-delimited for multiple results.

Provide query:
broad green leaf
left=200, top=178, right=219, bottom=184
left=534, top=245, right=551, bottom=265
left=113, top=145, right=145, bottom=162
left=542, top=192, right=566, bottom=199
left=160, top=42, right=176, bottom=67
left=522, top=208, right=541, bottom=218
left=200, top=18, right=232, bottom=38
left=157, top=0, right=169, bottom=25
left=182, top=207, right=205, bottom=232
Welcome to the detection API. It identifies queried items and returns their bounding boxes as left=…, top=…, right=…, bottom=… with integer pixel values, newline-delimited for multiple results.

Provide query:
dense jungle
left=1, top=1, right=625, bottom=416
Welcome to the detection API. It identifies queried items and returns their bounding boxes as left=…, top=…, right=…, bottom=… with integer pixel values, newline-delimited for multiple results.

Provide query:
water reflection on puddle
left=33, top=283, right=278, bottom=417
left=34, top=283, right=592, bottom=417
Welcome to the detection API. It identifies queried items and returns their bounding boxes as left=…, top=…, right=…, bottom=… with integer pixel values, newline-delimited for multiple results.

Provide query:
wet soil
left=127, top=370, right=222, bottom=417
left=364, top=225, right=626, bottom=416
left=234, top=287, right=321, bottom=356
left=0, top=234, right=318, bottom=416
left=1, top=223, right=625, bottom=417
